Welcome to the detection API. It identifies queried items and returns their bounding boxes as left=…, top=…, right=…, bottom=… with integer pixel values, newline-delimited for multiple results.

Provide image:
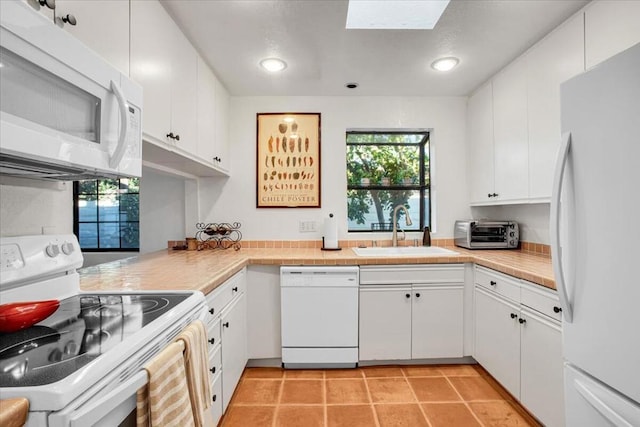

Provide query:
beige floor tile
left=469, top=401, right=540, bottom=426
left=243, top=367, right=284, bottom=379
left=407, top=377, right=461, bottom=402
left=326, top=405, right=377, bottom=427
left=448, top=376, right=504, bottom=401
left=220, top=405, right=276, bottom=427
left=375, top=403, right=429, bottom=427
left=422, top=403, right=482, bottom=427
left=284, top=369, right=324, bottom=379
left=232, top=379, right=282, bottom=405
left=401, top=365, right=444, bottom=377
left=280, top=380, right=324, bottom=404
left=438, top=364, right=481, bottom=377
left=326, top=379, right=370, bottom=404
left=275, top=405, right=324, bottom=427
left=367, top=378, right=416, bottom=403
left=325, top=369, right=364, bottom=379
left=362, top=366, right=405, bottom=378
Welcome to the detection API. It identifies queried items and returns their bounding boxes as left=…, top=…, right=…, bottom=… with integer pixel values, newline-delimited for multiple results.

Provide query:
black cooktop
left=0, top=293, right=189, bottom=387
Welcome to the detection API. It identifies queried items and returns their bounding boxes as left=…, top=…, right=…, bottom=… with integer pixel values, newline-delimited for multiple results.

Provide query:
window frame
left=346, top=130, right=431, bottom=233
left=73, top=179, right=140, bottom=252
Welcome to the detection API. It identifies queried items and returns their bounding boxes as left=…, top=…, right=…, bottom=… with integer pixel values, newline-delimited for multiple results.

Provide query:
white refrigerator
left=552, top=42, right=640, bottom=426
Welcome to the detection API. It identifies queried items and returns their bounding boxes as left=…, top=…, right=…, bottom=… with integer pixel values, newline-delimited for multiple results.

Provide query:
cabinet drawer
left=210, top=369, right=223, bottom=425
left=208, top=345, right=222, bottom=380
left=475, top=266, right=520, bottom=302
left=206, top=318, right=221, bottom=350
left=206, top=269, right=246, bottom=317
left=521, top=281, right=562, bottom=321
left=360, top=264, right=464, bottom=285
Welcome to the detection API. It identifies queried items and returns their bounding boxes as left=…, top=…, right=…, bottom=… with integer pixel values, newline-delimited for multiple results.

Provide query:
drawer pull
left=232, top=287, right=238, bottom=292
left=405, top=293, right=411, bottom=298
left=208, top=338, right=215, bottom=344
left=415, top=293, right=421, bottom=298
left=519, top=318, right=527, bottom=324
left=553, top=306, right=562, bottom=313
left=210, top=367, right=216, bottom=374
left=212, top=395, right=217, bottom=402
left=510, top=313, right=518, bottom=319
left=223, top=322, right=230, bottom=328
left=209, top=308, right=215, bottom=315
left=490, top=281, right=497, bottom=286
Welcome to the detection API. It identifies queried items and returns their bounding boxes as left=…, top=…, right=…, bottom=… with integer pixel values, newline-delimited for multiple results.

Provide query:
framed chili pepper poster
left=256, top=113, right=321, bottom=208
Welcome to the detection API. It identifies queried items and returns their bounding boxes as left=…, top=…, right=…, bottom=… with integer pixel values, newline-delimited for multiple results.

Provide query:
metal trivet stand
left=195, top=222, right=242, bottom=250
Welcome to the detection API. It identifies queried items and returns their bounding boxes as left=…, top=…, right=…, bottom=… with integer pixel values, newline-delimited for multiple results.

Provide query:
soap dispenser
left=422, top=227, right=431, bottom=246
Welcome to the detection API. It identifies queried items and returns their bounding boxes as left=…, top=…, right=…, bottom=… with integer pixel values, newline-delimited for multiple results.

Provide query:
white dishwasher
left=280, top=266, right=359, bottom=368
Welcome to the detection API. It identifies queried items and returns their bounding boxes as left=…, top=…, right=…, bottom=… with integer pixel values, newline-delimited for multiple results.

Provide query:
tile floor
left=220, top=364, right=541, bottom=427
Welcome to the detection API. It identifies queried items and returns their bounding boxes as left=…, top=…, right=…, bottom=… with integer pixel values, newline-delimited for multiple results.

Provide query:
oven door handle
left=68, top=370, right=148, bottom=427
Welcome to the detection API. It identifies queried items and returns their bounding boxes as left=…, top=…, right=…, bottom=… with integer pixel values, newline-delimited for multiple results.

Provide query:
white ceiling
left=161, top=0, right=589, bottom=97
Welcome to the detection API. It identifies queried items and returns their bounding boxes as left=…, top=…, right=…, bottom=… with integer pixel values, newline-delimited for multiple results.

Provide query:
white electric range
left=0, top=234, right=206, bottom=426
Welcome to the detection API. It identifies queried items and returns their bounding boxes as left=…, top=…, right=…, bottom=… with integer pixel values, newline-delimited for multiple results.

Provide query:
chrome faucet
left=392, top=205, right=413, bottom=247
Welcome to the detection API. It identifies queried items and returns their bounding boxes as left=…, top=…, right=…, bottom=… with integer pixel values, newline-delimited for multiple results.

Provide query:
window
left=73, top=178, right=140, bottom=251
left=346, top=131, right=430, bottom=232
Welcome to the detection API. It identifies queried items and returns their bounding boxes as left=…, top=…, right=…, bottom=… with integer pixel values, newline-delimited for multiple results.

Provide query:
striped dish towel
left=136, top=341, right=195, bottom=427
left=177, top=320, right=215, bottom=427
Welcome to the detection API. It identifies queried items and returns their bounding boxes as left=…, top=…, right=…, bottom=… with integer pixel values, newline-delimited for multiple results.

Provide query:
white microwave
left=0, top=0, right=142, bottom=180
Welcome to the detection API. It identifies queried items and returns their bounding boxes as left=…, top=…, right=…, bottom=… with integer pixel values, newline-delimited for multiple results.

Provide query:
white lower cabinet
left=473, top=266, right=564, bottom=427
left=204, top=268, right=247, bottom=424
left=359, top=265, right=464, bottom=361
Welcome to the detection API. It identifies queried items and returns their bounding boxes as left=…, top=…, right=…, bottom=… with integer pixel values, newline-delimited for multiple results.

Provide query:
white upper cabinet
left=467, top=82, right=495, bottom=204
left=131, top=0, right=197, bottom=154
left=197, top=56, right=217, bottom=165
left=585, top=0, right=640, bottom=69
left=214, top=78, right=230, bottom=172
left=492, top=56, right=529, bottom=203
left=54, top=0, right=130, bottom=75
left=526, top=12, right=584, bottom=202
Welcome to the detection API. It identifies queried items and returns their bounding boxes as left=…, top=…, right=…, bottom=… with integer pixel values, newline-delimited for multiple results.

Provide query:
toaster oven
left=454, top=220, right=519, bottom=249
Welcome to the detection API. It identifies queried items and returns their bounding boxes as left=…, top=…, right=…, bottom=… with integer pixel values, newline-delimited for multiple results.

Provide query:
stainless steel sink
left=351, top=246, right=459, bottom=257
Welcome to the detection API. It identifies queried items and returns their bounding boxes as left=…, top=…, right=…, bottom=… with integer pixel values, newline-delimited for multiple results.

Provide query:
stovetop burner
left=0, top=293, right=189, bottom=387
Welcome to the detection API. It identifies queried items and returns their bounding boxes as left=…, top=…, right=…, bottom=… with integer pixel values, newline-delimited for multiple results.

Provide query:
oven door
left=48, top=371, right=147, bottom=427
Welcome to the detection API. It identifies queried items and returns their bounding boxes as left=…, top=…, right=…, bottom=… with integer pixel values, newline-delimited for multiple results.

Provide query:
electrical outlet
left=298, top=220, right=317, bottom=232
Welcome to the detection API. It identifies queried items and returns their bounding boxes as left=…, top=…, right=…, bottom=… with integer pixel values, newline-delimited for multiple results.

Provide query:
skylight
left=346, top=0, right=450, bottom=30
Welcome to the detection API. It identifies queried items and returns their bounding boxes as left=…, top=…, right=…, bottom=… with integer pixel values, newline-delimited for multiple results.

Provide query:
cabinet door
left=55, top=0, right=129, bottom=75
left=214, top=78, right=230, bottom=171
left=412, top=285, right=464, bottom=359
left=527, top=13, right=584, bottom=201
left=492, top=57, right=529, bottom=202
left=359, top=286, right=411, bottom=361
left=520, top=308, right=564, bottom=427
left=221, top=293, right=247, bottom=412
left=197, top=56, right=217, bottom=165
left=467, top=82, right=495, bottom=204
left=585, top=1, right=640, bottom=69
left=474, top=286, right=521, bottom=398
left=130, top=0, right=172, bottom=144
left=169, top=27, right=198, bottom=155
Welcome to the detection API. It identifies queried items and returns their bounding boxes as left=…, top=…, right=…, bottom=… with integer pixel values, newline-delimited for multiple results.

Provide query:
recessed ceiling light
left=260, top=58, right=287, bottom=72
left=345, top=82, right=359, bottom=89
left=346, top=0, right=450, bottom=30
left=431, top=57, right=459, bottom=72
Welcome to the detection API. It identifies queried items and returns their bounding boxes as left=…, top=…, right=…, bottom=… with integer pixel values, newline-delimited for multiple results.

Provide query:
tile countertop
left=79, top=246, right=555, bottom=295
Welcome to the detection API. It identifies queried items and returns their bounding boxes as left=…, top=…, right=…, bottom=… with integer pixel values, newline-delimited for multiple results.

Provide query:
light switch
left=299, top=221, right=318, bottom=233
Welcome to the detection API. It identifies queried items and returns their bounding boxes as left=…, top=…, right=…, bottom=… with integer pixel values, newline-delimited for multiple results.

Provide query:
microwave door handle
left=67, top=370, right=148, bottom=427
left=550, top=131, right=573, bottom=322
left=108, top=79, right=130, bottom=169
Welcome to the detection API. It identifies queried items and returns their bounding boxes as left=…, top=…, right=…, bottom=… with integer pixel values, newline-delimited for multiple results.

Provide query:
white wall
left=0, top=178, right=72, bottom=236
left=199, top=96, right=471, bottom=240
left=139, top=167, right=188, bottom=253
left=471, top=203, right=550, bottom=244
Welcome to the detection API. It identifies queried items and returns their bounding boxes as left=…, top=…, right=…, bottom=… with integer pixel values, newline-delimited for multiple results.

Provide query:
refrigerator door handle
left=550, top=132, right=573, bottom=322
left=574, top=379, right=636, bottom=427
